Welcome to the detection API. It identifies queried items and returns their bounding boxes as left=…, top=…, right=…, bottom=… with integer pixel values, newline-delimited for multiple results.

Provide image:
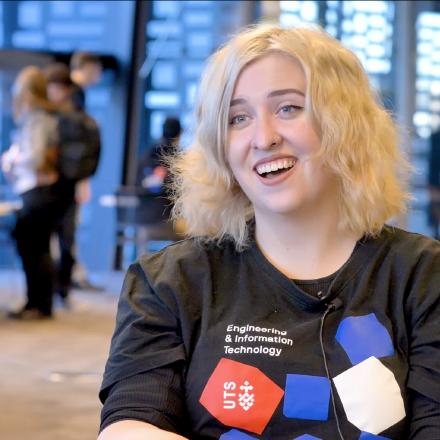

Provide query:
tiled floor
left=0, top=270, right=124, bottom=440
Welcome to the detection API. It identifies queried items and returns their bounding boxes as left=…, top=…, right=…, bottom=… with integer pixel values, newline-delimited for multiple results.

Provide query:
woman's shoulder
left=138, top=237, right=206, bottom=267
left=18, top=110, right=59, bottom=136
left=379, top=225, right=440, bottom=269
left=382, top=225, right=440, bottom=253
left=135, top=237, right=239, bottom=283
left=22, top=108, right=57, bottom=122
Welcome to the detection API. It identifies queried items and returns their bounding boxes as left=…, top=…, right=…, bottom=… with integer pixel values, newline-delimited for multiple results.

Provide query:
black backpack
left=57, top=111, right=101, bottom=181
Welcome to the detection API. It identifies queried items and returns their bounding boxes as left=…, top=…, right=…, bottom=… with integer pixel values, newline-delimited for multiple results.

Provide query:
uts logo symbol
left=238, top=381, right=255, bottom=411
left=199, top=358, right=284, bottom=434
left=223, top=380, right=255, bottom=411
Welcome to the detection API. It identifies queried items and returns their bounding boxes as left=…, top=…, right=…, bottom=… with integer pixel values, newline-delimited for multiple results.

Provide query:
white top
left=1, top=111, right=59, bottom=195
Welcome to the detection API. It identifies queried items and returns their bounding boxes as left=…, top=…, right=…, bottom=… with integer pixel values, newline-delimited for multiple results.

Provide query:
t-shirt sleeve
left=99, top=260, right=186, bottom=405
left=406, top=244, right=440, bottom=403
left=100, top=364, right=188, bottom=434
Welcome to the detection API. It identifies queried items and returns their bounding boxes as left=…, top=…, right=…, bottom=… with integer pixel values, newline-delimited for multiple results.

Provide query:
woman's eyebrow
left=268, top=88, right=305, bottom=98
left=230, top=97, right=247, bottom=107
left=230, top=88, right=305, bottom=107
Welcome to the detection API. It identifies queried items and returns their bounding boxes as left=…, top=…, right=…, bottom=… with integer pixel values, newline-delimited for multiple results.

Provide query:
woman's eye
left=229, top=114, right=248, bottom=126
left=279, top=105, right=302, bottom=116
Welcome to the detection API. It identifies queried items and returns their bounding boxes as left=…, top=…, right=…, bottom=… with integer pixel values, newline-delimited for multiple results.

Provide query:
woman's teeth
left=256, top=158, right=296, bottom=176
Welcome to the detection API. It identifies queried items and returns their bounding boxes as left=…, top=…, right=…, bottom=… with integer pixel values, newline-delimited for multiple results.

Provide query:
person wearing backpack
left=1, top=66, right=74, bottom=319
left=68, top=52, right=104, bottom=291
left=44, top=62, right=101, bottom=304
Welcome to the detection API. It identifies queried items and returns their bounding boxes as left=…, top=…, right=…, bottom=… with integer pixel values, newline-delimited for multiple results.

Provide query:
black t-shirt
left=293, top=271, right=337, bottom=298
left=100, top=226, right=440, bottom=439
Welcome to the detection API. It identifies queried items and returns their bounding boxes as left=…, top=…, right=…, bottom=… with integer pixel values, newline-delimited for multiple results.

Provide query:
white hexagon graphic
left=333, top=356, right=405, bottom=435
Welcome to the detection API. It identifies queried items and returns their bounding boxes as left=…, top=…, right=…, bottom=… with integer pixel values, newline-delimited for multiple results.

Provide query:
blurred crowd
left=1, top=52, right=102, bottom=320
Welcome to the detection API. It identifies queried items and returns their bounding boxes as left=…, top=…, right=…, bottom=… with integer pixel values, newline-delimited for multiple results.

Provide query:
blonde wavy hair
left=169, top=24, right=411, bottom=250
left=13, top=66, right=56, bottom=122
left=13, top=66, right=59, bottom=174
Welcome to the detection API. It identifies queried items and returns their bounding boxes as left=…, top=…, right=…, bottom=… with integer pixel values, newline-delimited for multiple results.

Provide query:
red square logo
left=199, top=358, right=284, bottom=434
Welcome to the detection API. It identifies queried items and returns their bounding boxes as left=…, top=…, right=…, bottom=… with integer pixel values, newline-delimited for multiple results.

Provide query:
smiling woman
left=98, top=25, right=440, bottom=440
left=168, top=26, right=410, bottom=250
left=226, top=53, right=329, bottom=224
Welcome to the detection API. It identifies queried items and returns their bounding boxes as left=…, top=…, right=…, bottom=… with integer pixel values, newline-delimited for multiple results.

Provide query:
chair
left=113, top=186, right=179, bottom=269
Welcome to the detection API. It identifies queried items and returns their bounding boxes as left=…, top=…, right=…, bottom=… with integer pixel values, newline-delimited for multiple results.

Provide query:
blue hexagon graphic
left=283, top=374, right=330, bottom=421
left=336, top=313, right=394, bottom=365
left=359, top=432, right=390, bottom=439
left=219, top=429, right=259, bottom=439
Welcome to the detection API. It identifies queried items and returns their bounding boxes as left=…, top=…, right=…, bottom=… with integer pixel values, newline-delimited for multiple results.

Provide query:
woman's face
left=226, top=52, right=338, bottom=221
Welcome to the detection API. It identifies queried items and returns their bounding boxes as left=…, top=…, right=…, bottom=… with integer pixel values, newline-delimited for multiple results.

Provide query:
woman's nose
left=251, top=116, right=282, bottom=150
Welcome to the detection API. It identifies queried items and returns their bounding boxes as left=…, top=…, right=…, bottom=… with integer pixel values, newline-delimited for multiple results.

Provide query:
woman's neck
left=255, top=213, right=361, bottom=280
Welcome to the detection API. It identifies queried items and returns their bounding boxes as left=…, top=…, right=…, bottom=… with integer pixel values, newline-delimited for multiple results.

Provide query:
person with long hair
left=98, top=25, right=440, bottom=439
left=2, top=66, right=73, bottom=319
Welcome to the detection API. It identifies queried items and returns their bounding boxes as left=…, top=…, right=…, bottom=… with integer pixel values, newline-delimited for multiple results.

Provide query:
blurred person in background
left=70, top=51, right=103, bottom=112
left=68, top=51, right=104, bottom=291
left=136, top=116, right=182, bottom=193
left=98, top=25, right=439, bottom=439
left=44, top=62, right=79, bottom=306
left=44, top=62, right=75, bottom=112
left=428, top=128, right=440, bottom=240
left=1, top=66, right=73, bottom=319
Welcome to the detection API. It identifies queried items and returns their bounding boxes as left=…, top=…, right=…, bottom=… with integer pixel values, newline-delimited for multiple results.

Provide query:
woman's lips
left=254, top=162, right=297, bottom=186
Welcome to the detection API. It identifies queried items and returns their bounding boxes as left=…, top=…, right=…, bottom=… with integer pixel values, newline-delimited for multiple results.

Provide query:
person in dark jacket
left=44, top=62, right=79, bottom=305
